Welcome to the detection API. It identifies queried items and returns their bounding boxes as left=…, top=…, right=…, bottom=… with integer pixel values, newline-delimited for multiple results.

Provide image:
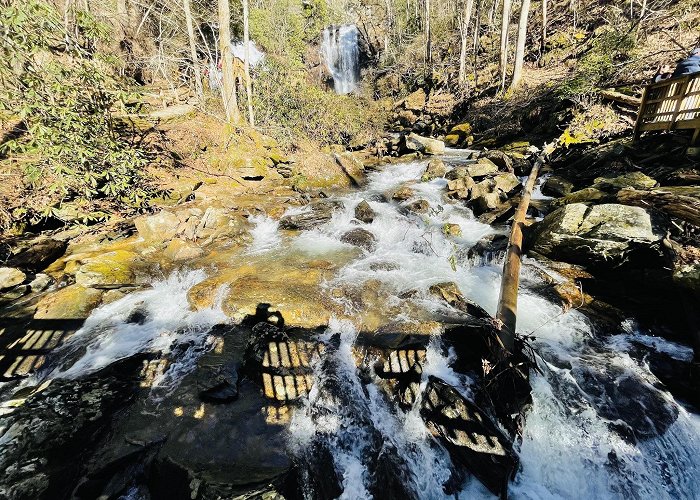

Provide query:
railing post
left=633, top=85, right=649, bottom=143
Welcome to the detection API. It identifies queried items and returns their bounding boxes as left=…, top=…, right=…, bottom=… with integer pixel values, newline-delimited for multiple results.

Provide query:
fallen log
left=495, top=153, right=546, bottom=351
left=617, top=186, right=700, bottom=227
left=600, top=89, right=641, bottom=108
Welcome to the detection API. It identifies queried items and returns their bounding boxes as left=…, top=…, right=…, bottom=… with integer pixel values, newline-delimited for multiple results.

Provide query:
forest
left=0, top=0, right=699, bottom=498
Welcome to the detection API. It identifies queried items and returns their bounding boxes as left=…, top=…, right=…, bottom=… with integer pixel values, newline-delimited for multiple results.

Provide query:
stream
left=1, top=151, right=699, bottom=499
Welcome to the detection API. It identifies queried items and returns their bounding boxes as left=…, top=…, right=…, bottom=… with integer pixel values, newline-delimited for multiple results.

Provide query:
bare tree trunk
left=458, top=0, right=475, bottom=85
left=183, top=0, right=204, bottom=104
left=217, top=0, right=240, bottom=124
left=425, top=0, right=432, bottom=67
left=540, top=0, right=547, bottom=55
left=473, top=0, right=482, bottom=85
left=499, top=0, right=512, bottom=91
left=509, top=0, right=530, bottom=89
left=242, top=0, right=254, bottom=126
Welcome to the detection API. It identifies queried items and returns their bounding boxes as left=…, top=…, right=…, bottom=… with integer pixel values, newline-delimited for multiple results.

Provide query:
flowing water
left=12, top=152, right=700, bottom=498
left=321, top=25, right=360, bottom=95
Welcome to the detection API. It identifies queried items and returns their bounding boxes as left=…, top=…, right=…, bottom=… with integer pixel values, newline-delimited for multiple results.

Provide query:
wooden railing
left=633, top=72, right=700, bottom=144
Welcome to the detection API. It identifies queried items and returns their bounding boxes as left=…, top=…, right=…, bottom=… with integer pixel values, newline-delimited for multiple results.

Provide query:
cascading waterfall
left=321, top=24, right=360, bottom=94
left=15, top=152, right=699, bottom=498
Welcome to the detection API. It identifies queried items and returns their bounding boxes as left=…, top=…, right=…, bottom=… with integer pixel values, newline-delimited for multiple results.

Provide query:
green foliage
left=0, top=0, right=154, bottom=228
left=557, top=28, right=635, bottom=100
left=253, top=58, right=386, bottom=147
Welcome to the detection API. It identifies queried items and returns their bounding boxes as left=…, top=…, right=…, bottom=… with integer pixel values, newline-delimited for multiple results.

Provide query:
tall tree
left=242, top=0, right=254, bottom=126
left=217, top=0, right=239, bottom=124
left=183, top=0, right=204, bottom=104
left=540, top=0, right=547, bottom=57
left=458, top=0, right=475, bottom=86
left=499, top=0, right=512, bottom=90
left=425, top=0, right=432, bottom=66
left=509, top=0, right=530, bottom=89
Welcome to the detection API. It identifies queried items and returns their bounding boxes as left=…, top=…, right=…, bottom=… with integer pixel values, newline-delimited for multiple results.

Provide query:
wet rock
left=428, top=282, right=491, bottom=319
left=445, top=166, right=470, bottom=180
left=468, top=233, right=509, bottom=262
left=198, top=365, right=239, bottom=404
left=466, top=159, right=499, bottom=178
left=442, top=223, right=462, bottom=237
left=34, top=284, right=103, bottom=320
left=8, top=238, right=67, bottom=271
left=28, top=273, right=52, bottom=293
left=446, top=176, right=476, bottom=200
left=444, top=123, right=473, bottom=147
left=593, top=172, right=657, bottom=192
left=334, top=152, right=366, bottom=186
left=481, top=150, right=514, bottom=173
left=391, top=185, right=415, bottom=202
left=0, top=267, right=26, bottom=290
left=541, top=175, right=574, bottom=197
left=468, top=173, right=521, bottom=215
left=420, top=376, right=518, bottom=497
left=279, top=200, right=343, bottom=230
left=530, top=203, right=666, bottom=270
left=341, top=228, right=377, bottom=252
left=550, top=187, right=607, bottom=208
left=163, top=238, right=205, bottom=261
left=0, top=358, right=142, bottom=500
left=405, top=199, right=430, bottom=214
left=135, top=210, right=181, bottom=243
left=403, top=133, right=445, bottom=155
left=422, top=159, right=447, bottom=181
left=354, top=200, right=376, bottom=223
left=75, top=250, right=139, bottom=287
left=194, top=206, right=232, bottom=239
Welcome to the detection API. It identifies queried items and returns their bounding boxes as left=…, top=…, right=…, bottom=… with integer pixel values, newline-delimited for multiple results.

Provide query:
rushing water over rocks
left=0, top=152, right=699, bottom=499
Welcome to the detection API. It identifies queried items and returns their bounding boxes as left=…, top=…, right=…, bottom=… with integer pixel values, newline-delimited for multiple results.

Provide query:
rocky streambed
left=0, top=146, right=699, bottom=499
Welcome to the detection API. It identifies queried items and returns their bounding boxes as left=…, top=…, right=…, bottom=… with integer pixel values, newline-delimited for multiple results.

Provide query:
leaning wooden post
left=495, top=152, right=546, bottom=352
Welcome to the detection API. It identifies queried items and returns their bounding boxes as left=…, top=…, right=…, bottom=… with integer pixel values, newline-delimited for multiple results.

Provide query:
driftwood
left=600, top=89, right=641, bottom=107
left=617, top=186, right=700, bottom=227
left=495, top=154, right=545, bottom=351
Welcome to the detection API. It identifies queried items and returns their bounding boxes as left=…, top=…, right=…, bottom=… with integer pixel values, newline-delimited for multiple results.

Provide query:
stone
left=550, top=187, right=607, bottom=208
left=28, top=273, right=52, bottom=293
left=445, top=166, right=470, bottom=180
left=354, top=200, right=376, bottom=223
left=444, top=123, right=473, bottom=147
left=492, top=172, right=522, bottom=196
left=135, top=211, right=181, bottom=243
left=403, top=133, right=445, bottom=155
left=0, top=267, right=26, bottom=290
left=163, top=239, right=205, bottom=261
left=391, top=185, right=415, bottom=202
left=34, top=284, right=104, bottom=320
left=340, top=228, right=377, bottom=252
left=195, top=207, right=231, bottom=238
left=592, top=172, right=657, bottom=192
left=468, top=234, right=509, bottom=262
left=428, top=282, right=491, bottom=319
left=468, top=173, right=521, bottom=215
left=481, top=151, right=514, bottom=173
left=279, top=200, right=343, bottom=230
left=422, top=159, right=447, bottom=181
left=446, top=177, right=476, bottom=199
left=442, top=223, right=462, bottom=237
left=75, top=250, right=138, bottom=287
left=334, top=152, right=366, bottom=186
left=530, top=203, right=666, bottom=270
left=541, top=175, right=574, bottom=197
left=405, top=199, right=430, bottom=214
left=465, top=159, right=499, bottom=178
left=403, top=88, right=427, bottom=111
left=8, top=238, right=67, bottom=271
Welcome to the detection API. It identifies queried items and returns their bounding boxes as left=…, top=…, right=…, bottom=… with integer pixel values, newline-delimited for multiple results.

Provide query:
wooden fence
left=633, top=72, right=700, bottom=144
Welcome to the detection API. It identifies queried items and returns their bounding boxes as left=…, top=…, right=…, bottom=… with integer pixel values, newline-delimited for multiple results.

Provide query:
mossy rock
left=75, top=250, right=139, bottom=287
left=34, top=284, right=104, bottom=320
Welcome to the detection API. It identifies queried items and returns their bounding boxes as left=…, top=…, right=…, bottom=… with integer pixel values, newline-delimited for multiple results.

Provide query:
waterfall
left=321, top=24, right=360, bottom=95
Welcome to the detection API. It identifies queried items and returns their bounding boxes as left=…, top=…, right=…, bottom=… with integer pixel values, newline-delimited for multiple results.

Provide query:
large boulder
left=444, top=123, right=473, bottom=147
left=422, top=159, right=447, bottom=181
left=530, top=203, right=666, bottom=269
left=468, top=173, right=522, bottom=215
left=592, top=172, right=657, bottom=192
left=135, top=211, right=181, bottom=244
left=481, top=151, right=513, bottom=173
left=74, top=250, right=139, bottom=287
left=0, top=267, right=26, bottom=290
left=334, top=152, right=366, bottom=186
left=8, top=238, right=67, bottom=271
left=354, top=200, right=376, bottom=223
left=403, top=133, right=445, bottom=155
left=541, top=175, right=574, bottom=197
left=279, top=200, right=343, bottom=230
left=465, top=159, right=499, bottom=178
left=341, top=228, right=377, bottom=252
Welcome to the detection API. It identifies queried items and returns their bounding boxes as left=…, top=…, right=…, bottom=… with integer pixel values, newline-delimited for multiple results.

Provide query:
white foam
left=247, top=214, right=282, bottom=254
